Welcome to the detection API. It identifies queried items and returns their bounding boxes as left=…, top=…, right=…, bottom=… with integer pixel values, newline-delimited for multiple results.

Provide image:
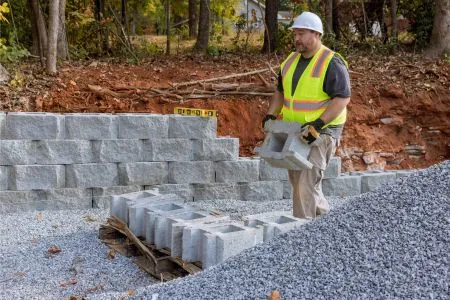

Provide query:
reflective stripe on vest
left=283, top=98, right=329, bottom=112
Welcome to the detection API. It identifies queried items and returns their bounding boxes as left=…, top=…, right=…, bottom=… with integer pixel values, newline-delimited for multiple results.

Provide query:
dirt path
left=2, top=54, right=449, bottom=171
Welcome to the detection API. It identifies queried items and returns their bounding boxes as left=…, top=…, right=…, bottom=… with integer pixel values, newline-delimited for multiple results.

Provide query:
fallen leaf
left=36, top=213, right=44, bottom=221
left=14, top=272, right=27, bottom=278
left=48, top=245, right=62, bottom=255
left=70, top=80, right=77, bottom=86
left=83, top=214, right=97, bottom=222
left=107, top=248, right=116, bottom=260
left=268, top=290, right=281, bottom=300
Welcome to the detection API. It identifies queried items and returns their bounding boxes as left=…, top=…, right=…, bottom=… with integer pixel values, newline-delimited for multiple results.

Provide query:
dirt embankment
left=2, top=54, right=449, bottom=171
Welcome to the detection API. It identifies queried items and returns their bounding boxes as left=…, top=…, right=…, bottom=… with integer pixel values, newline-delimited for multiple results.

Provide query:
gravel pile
left=0, top=209, right=156, bottom=299
left=93, top=161, right=449, bottom=299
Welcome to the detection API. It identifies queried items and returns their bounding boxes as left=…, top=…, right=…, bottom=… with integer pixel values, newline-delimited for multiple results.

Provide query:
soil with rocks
left=0, top=53, right=449, bottom=172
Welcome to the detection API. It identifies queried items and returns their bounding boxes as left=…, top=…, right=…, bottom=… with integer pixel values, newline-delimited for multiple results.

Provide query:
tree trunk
left=332, top=0, right=340, bottom=40
left=194, top=0, right=210, bottom=52
left=188, top=0, right=198, bottom=38
left=47, top=0, right=59, bottom=74
left=165, top=0, right=171, bottom=55
left=29, top=0, right=48, bottom=63
left=261, top=0, right=278, bottom=53
left=390, top=0, right=398, bottom=43
left=426, top=0, right=450, bottom=57
left=57, top=0, right=69, bottom=60
left=121, top=0, right=128, bottom=32
left=326, top=0, right=333, bottom=34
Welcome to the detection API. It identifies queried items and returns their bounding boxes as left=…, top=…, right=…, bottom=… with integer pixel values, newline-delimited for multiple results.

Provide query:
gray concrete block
left=65, top=113, right=117, bottom=140
left=35, top=140, right=93, bottom=164
left=169, top=115, right=216, bottom=139
left=265, top=120, right=302, bottom=134
left=322, top=175, right=362, bottom=197
left=117, top=114, right=169, bottom=139
left=118, top=162, right=168, bottom=185
left=145, top=184, right=194, bottom=202
left=259, top=159, right=289, bottom=181
left=215, top=159, right=260, bottom=183
left=109, top=190, right=161, bottom=222
left=0, top=190, right=46, bottom=205
left=92, top=185, right=144, bottom=209
left=244, top=211, right=309, bottom=242
left=92, top=139, right=142, bottom=162
left=168, top=161, right=214, bottom=184
left=9, top=165, right=65, bottom=190
left=193, top=183, right=239, bottom=201
left=66, top=163, right=118, bottom=188
left=239, top=181, right=284, bottom=201
left=0, top=140, right=35, bottom=165
left=395, top=170, right=414, bottom=179
left=324, top=156, right=341, bottom=179
left=182, top=221, right=263, bottom=269
left=0, top=166, right=8, bottom=190
left=193, top=138, right=239, bottom=161
left=154, top=210, right=228, bottom=257
left=5, top=112, right=64, bottom=139
left=282, top=180, right=292, bottom=199
left=0, top=112, right=6, bottom=138
left=143, top=139, right=193, bottom=161
left=44, top=188, right=93, bottom=209
left=361, top=172, right=397, bottom=193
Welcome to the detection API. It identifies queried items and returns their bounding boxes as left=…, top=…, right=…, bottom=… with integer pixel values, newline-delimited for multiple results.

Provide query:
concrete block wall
left=0, top=112, right=415, bottom=213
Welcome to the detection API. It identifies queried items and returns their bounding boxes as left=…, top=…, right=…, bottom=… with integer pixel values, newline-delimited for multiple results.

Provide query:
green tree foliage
left=398, top=0, right=435, bottom=48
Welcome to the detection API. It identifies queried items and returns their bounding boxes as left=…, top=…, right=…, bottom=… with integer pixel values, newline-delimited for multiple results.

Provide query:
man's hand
left=262, top=114, right=277, bottom=130
left=300, top=118, right=325, bottom=144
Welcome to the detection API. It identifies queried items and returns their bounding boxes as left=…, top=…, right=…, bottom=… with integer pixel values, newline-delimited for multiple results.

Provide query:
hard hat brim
left=289, top=25, right=323, bottom=35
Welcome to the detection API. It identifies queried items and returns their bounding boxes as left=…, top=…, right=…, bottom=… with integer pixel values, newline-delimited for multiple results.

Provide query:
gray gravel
left=93, top=161, right=450, bottom=300
left=0, top=209, right=156, bottom=300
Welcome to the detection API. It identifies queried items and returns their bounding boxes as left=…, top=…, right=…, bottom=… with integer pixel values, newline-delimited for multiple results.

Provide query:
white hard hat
left=290, top=12, right=323, bottom=35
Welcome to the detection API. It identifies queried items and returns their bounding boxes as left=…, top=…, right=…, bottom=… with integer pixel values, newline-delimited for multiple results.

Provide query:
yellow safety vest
left=280, top=45, right=347, bottom=126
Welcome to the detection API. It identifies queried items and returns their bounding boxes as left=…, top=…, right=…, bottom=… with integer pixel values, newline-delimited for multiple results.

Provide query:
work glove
left=300, top=118, right=325, bottom=144
left=262, top=114, right=277, bottom=130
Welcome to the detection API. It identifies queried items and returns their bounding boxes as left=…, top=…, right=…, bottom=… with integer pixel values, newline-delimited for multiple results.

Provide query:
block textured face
left=117, top=114, right=169, bottom=139
left=361, top=172, right=397, bottom=193
left=35, top=140, right=93, bottom=164
left=92, top=140, right=142, bottom=163
left=193, top=138, right=239, bottom=161
left=65, top=114, right=117, bottom=140
left=215, top=159, right=260, bottom=183
left=239, top=181, right=284, bottom=201
left=9, top=165, right=65, bottom=190
left=322, top=175, right=362, bottom=197
left=143, top=139, right=193, bottom=161
left=324, top=156, right=341, bottom=179
left=5, top=112, right=63, bottom=139
left=0, top=112, right=5, bottom=138
left=0, top=140, right=35, bottom=165
left=118, top=162, right=168, bottom=185
left=168, top=161, right=214, bottom=184
left=169, top=115, right=216, bottom=139
left=66, top=163, right=118, bottom=188
left=0, top=166, right=9, bottom=190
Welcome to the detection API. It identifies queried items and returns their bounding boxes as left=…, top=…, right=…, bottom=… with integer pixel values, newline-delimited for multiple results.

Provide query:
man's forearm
left=267, top=90, right=284, bottom=116
left=320, top=97, right=350, bottom=124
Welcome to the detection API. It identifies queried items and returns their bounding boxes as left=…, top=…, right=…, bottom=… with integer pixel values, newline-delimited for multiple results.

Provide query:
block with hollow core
left=144, top=202, right=200, bottom=244
left=200, top=224, right=264, bottom=269
left=145, top=184, right=194, bottom=202
left=92, top=185, right=143, bottom=209
left=127, top=194, right=184, bottom=238
left=255, top=120, right=313, bottom=170
left=244, top=211, right=309, bottom=242
left=153, top=210, right=229, bottom=257
left=5, top=112, right=64, bottom=140
left=109, top=189, right=161, bottom=222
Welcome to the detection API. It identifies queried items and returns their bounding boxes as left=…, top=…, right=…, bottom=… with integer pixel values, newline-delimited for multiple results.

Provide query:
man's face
left=293, top=29, right=319, bottom=54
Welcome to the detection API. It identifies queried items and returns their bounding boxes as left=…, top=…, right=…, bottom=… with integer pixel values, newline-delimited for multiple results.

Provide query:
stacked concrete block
left=64, top=113, right=117, bottom=140
left=0, top=140, right=35, bottom=165
left=154, top=210, right=229, bottom=256
left=244, top=211, right=308, bottom=242
left=117, top=114, right=168, bottom=139
left=9, top=165, right=65, bottom=190
left=215, top=159, right=260, bottom=183
left=110, top=190, right=161, bottom=222
left=282, top=181, right=292, bottom=199
left=35, top=140, right=93, bottom=164
left=193, top=183, right=239, bottom=201
left=168, top=161, right=214, bottom=184
left=239, top=181, right=284, bottom=202
left=256, top=121, right=313, bottom=170
left=0, top=112, right=6, bottom=138
left=361, top=172, right=397, bottom=193
left=0, top=166, right=7, bottom=190
left=259, top=159, right=289, bottom=181
left=169, top=115, right=216, bottom=139
left=145, top=184, right=194, bottom=202
left=322, top=175, right=362, bottom=197
left=193, top=138, right=239, bottom=161
left=118, top=162, right=168, bottom=186
left=183, top=222, right=263, bottom=269
left=44, top=188, right=92, bottom=210
left=92, top=185, right=144, bottom=209
left=143, top=139, right=193, bottom=161
left=66, top=163, right=118, bottom=188
left=92, top=139, right=142, bottom=162
left=395, top=170, right=414, bottom=179
left=324, top=156, right=341, bottom=179
left=5, top=112, right=64, bottom=139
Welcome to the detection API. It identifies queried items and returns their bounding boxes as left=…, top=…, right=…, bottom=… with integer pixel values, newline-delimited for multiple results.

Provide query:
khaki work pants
left=288, top=134, right=337, bottom=219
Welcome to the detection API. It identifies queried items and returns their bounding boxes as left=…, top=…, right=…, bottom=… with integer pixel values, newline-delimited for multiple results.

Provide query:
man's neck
left=301, top=42, right=322, bottom=58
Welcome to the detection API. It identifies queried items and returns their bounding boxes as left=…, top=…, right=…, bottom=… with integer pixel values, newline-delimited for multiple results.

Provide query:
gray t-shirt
left=277, top=54, right=351, bottom=140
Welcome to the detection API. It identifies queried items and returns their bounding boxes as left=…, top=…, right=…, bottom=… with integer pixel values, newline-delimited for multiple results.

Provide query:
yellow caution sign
left=174, top=107, right=218, bottom=118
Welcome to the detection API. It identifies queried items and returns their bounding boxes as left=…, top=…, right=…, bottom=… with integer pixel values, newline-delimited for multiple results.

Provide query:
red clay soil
left=4, top=53, right=449, bottom=172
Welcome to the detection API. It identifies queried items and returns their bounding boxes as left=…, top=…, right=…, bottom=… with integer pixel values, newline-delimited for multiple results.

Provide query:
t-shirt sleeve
left=277, top=70, right=284, bottom=93
left=323, top=55, right=351, bottom=98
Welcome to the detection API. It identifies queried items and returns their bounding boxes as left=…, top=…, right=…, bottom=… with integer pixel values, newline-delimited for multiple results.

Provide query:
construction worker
left=262, top=11, right=351, bottom=219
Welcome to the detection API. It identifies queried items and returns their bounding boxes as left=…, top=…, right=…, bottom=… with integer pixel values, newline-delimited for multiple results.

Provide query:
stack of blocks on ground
left=0, top=112, right=414, bottom=214
left=110, top=190, right=307, bottom=269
